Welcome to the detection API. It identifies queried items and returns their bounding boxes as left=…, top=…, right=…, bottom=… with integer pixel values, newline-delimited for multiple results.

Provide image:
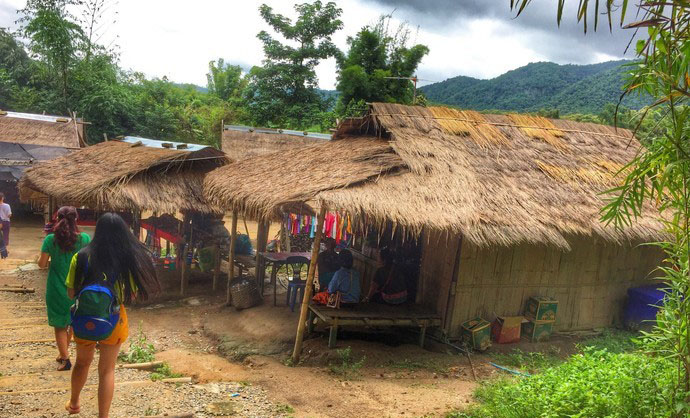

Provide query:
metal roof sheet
left=224, top=125, right=331, bottom=140
left=120, top=136, right=212, bottom=152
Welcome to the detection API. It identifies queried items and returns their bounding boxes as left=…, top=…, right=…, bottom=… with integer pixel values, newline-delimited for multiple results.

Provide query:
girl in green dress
left=38, top=207, right=90, bottom=371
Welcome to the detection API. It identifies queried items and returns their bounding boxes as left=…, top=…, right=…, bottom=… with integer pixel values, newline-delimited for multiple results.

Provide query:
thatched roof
left=0, top=112, right=82, bottom=148
left=204, top=103, right=664, bottom=249
left=222, top=126, right=329, bottom=161
left=20, top=139, right=227, bottom=213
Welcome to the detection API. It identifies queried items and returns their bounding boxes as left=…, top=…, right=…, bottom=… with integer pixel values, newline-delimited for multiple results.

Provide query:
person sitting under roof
left=327, top=250, right=361, bottom=305
left=317, top=237, right=339, bottom=290
left=364, top=247, right=408, bottom=305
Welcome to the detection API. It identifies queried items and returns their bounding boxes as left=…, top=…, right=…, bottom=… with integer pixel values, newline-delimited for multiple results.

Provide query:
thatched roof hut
left=206, top=103, right=666, bottom=334
left=206, top=103, right=663, bottom=250
left=222, top=125, right=329, bottom=161
left=20, top=137, right=228, bottom=213
left=0, top=111, right=83, bottom=148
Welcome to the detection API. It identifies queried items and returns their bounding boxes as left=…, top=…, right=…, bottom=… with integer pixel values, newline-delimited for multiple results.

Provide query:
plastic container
left=623, top=284, right=668, bottom=330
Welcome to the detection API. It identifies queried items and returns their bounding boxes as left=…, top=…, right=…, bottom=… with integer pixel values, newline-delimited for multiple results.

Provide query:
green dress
left=42, top=232, right=91, bottom=327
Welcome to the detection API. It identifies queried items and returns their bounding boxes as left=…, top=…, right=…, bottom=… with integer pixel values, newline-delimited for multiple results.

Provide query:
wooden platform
left=307, top=303, right=442, bottom=348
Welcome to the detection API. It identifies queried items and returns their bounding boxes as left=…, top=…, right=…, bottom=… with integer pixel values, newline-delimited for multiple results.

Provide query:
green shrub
left=456, top=348, right=674, bottom=418
left=329, top=347, right=365, bottom=380
left=150, top=363, right=183, bottom=381
left=490, top=348, right=562, bottom=374
left=118, top=327, right=155, bottom=364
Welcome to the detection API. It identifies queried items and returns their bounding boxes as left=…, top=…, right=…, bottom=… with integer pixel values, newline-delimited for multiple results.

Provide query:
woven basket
left=230, top=278, right=262, bottom=311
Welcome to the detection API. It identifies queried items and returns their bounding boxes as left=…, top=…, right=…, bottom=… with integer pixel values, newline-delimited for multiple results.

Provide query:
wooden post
left=291, top=206, right=326, bottom=364
left=212, top=242, right=221, bottom=291
left=180, top=214, right=191, bottom=296
left=132, top=210, right=142, bottom=242
left=226, top=211, right=238, bottom=305
left=255, top=220, right=270, bottom=290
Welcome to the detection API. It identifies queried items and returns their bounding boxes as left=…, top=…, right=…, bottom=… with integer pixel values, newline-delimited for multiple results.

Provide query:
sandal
left=65, top=400, right=80, bottom=415
left=57, top=358, right=72, bottom=371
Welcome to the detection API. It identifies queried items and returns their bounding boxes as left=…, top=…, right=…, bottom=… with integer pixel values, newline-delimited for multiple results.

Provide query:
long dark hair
left=80, top=213, right=159, bottom=303
left=53, top=206, right=80, bottom=252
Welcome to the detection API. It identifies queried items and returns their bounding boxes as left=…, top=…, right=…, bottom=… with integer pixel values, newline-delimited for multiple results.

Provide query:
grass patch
left=276, top=403, right=295, bottom=415
left=386, top=358, right=449, bottom=374
left=150, top=362, right=183, bottom=381
left=118, top=326, right=155, bottom=364
left=328, top=347, right=366, bottom=380
left=452, top=348, right=674, bottom=418
left=490, top=347, right=562, bottom=374
left=576, top=328, right=638, bottom=354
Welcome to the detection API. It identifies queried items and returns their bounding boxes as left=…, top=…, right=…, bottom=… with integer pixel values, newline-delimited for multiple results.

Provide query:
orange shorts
left=74, top=304, right=129, bottom=346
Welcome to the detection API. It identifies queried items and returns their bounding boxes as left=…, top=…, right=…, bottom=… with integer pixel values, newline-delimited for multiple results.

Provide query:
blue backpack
left=70, top=253, right=120, bottom=341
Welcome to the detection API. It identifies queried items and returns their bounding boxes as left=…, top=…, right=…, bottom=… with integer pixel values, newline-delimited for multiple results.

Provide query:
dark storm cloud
left=373, top=0, right=642, bottom=64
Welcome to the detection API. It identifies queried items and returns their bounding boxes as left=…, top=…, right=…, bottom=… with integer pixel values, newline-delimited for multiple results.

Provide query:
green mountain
left=420, top=60, right=650, bottom=114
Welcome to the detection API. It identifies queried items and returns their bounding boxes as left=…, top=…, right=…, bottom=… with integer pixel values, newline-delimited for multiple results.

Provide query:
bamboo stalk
left=292, top=205, right=327, bottom=364
left=226, top=211, right=238, bottom=305
left=0, top=288, right=35, bottom=293
left=119, top=361, right=164, bottom=370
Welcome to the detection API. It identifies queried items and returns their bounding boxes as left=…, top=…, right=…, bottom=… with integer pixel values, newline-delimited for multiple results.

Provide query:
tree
left=511, top=1, right=690, bottom=414
left=19, top=0, right=85, bottom=112
left=245, top=1, right=343, bottom=128
left=336, top=15, right=429, bottom=115
left=206, top=58, right=245, bottom=102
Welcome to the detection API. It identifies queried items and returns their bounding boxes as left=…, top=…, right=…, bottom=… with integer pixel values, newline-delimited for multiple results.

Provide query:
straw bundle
left=508, top=114, right=567, bottom=151
left=429, top=107, right=508, bottom=147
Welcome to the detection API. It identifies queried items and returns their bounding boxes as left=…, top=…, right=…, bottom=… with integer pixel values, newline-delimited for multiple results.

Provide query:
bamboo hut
left=0, top=111, right=83, bottom=209
left=222, top=125, right=329, bottom=161
left=205, top=103, right=665, bottom=339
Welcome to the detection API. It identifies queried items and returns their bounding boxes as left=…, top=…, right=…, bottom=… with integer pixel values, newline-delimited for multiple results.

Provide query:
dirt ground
left=0, top=216, right=582, bottom=417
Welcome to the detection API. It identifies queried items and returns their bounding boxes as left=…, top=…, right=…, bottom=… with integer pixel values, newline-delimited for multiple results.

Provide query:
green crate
left=461, top=317, right=491, bottom=351
left=522, top=318, right=553, bottom=342
left=525, top=296, right=558, bottom=322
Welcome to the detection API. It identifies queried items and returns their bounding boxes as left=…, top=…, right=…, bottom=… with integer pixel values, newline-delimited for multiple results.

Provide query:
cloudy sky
left=0, top=0, right=641, bottom=89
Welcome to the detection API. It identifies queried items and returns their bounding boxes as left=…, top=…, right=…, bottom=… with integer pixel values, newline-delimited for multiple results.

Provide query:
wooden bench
left=307, top=303, right=442, bottom=349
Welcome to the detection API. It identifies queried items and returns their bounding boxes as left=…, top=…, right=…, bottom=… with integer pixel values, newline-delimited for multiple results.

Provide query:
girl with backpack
left=64, top=213, right=159, bottom=416
left=38, top=206, right=91, bottom=371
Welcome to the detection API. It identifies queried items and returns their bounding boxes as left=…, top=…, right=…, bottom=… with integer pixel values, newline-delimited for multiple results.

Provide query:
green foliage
left=118, top=327, right=155, bottom=364
left=490, top=348, right=562, bottom=375
left=206, top=58, right=246, bottom=102
left=245, top=1, right=343, bottom=130
left=576, top=329, right=639, bottom=354
left=421, top=60, right=651, bottom=115
left=385, top=358, right=449, bottom=374
left=149, top=362, right=183, bottom=381
left=336, top=14, right=429, bottom=113
left=455, top=348, right=674, bottom=418
left=328, top=346, right=365, bottom=380
left=275, top=403, right=295, bottom=415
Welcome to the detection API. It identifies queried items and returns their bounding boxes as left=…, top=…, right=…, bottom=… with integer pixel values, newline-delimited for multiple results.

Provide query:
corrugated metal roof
left=120, top=136, right=212, bottom=152
left=2, top=111, right=72, bottom=123
left=224, top=125, right=331, bottom=140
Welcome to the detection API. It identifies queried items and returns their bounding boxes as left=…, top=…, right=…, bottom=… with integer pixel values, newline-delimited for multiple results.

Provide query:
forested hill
left=420, top=60, right=651, bottom=114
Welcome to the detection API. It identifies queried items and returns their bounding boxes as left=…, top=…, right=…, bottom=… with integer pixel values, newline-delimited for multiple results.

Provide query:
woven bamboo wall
left=444, top=236, right=663, bottom=338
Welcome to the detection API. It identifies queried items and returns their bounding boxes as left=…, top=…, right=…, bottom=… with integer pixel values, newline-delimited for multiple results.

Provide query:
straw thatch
left=205, top=103, right=665, bottom=249
left=222, top=128, right=327, bottom=161
left=20, top=140, right=227, bottom=213
left=0, top=115, right=81, bottom=148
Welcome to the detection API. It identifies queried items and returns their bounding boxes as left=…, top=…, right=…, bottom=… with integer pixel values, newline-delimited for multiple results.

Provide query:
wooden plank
left=226, top=212, right=238, bottom=306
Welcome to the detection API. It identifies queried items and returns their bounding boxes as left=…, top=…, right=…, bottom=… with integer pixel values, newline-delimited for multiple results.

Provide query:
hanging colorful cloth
left=310, top=216, right=316, bottom=238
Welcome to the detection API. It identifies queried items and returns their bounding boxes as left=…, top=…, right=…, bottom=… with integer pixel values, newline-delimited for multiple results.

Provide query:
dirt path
left=0, top=218, right=482, bottom=417
left=0, top=269, right=285, bottom=418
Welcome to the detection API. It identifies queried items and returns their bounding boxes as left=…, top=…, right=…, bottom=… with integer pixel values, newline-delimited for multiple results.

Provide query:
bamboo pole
left=291, top=206, right=327, bottom=364
left=226, top=211, right=238, bottom=306
left=212, top=242, right=221, bottom=291
left=180, top=214, right=191, bottom=296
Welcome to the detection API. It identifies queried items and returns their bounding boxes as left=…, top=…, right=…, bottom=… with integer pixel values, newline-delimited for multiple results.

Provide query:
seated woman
left=365, top=247, right=408, bottom=305
left=317, top=238, right=340, bottom=290
left=327, top=249, right=361, bottom=305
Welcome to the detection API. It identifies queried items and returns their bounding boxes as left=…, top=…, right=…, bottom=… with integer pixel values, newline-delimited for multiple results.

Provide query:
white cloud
left=0, top=0, right=632, bottom=89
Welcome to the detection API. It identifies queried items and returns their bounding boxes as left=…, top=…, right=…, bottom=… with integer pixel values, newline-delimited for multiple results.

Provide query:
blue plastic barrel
left=623, top=284, right=668, bottom=330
